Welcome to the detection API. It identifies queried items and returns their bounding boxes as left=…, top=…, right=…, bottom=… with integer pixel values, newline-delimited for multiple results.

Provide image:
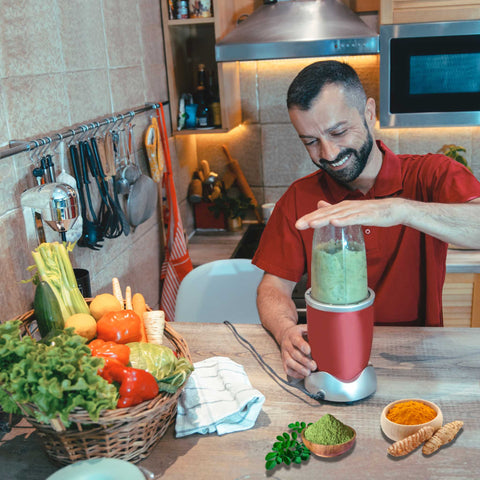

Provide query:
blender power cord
left=224, top=321, right=324, bottom=404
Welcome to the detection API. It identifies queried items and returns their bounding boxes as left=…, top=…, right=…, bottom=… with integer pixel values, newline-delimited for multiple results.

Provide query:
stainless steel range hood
left=215, top=0, right=379, bottom=62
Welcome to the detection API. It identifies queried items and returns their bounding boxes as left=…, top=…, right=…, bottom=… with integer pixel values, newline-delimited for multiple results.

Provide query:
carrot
left=132, top=293, right=148, bottom=342
left=112, top=277, right=124, bottom=308
left=125, top=286, right=133, bottom=310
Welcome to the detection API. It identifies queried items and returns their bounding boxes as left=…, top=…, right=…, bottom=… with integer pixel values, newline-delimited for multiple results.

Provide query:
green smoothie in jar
left=311, top=225, right=368, bottom=305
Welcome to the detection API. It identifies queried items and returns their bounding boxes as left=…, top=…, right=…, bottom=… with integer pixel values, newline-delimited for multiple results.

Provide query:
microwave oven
left=380, top=20, right=480, bottom=128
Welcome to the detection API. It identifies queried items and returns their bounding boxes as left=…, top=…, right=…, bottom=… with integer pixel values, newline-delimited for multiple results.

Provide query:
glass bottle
left=195, top=64, right=211, bottom=128
left=176, top=0, right=188, bottom=19
left=311, top=224, right=368, bottom=305
left=208, top=71, right=221, bottom=128
left=167, top=0, right=175, bottom=19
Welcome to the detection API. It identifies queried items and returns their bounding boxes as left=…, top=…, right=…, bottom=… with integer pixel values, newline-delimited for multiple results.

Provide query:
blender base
left=304, top=365, right=376, bottom=403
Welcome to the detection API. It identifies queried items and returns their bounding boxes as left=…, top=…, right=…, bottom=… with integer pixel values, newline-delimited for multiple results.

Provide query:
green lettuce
left=0, top=320, right=118, bottom=427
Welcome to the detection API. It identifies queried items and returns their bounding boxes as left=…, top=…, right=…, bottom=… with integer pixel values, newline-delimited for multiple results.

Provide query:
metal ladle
left=111, top=131, right=130, bottom=195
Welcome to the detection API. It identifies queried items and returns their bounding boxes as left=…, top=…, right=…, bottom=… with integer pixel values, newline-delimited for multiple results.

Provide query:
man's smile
left=328, top=151, right=352, bottom=169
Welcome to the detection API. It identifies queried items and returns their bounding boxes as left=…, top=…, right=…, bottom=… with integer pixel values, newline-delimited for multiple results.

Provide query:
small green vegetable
left=34, top=280, right=64, bottom=338
left=0, top=320, right=118, bottom=427
left=265, top=421, right=312, bottom=471
left=156, top=357, right=194, bottom=393
left=27, top=242, right=90, bottom=321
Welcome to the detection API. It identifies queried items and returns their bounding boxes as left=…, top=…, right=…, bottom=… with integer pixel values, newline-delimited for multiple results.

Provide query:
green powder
left=304, top=414, right=354, bottom=445
left=311, top=240, right=368, bottom=305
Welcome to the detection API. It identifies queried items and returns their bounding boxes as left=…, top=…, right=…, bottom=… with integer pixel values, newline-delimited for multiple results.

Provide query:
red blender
left=304, top=224, right=376, bottom=402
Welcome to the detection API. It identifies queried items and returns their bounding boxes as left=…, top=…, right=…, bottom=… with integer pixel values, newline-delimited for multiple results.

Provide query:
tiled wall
left=0, top=0, right=171, bottom=320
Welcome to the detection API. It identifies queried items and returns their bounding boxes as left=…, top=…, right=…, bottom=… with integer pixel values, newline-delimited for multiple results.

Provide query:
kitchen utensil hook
left=35, top=138, right=50, bottom=164
left=116, top=114, right=129, bottom=132
left=67, top=129, right=77, bottom=147
left=28, top=140, right=40, bottom=166
left=85, top=122, right=96, bottom=140
left=75, top=125, right=90, bottom=145
left=42, top=137, right=53, bottom=156
left=98, top=118, right=112, bottom=137
left=53, top=133, right=64, bottom=153
left=91, top=121, right=102, bottom=138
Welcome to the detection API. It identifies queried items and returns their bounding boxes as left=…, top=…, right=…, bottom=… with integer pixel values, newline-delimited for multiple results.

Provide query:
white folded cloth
left=175, top=356, right=265, bottom=437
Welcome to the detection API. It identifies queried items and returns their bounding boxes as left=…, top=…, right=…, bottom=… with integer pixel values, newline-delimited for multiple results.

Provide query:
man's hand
left=295, top=199, right=406, bottom=230
left=279, top=324, right=317, bottom=379
left=295, top=197, right=480, bottom=249
left=257, top=273, right=316, bottom=379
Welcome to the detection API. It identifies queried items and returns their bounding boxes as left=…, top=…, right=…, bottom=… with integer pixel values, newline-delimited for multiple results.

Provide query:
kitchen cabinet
left=442, top=272, right=480, bottom=327
left=160, top=0, right=242, bottom=134
left=380, top=0, right=480, bottom=24
left=347, top=0, right=380, bottom=12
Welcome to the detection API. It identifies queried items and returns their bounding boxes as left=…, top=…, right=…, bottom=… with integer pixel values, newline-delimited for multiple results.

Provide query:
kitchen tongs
left=69, top=143, right=103, bottom=250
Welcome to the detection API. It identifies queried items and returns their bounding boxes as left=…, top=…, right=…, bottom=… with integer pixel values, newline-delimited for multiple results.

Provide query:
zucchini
left=34, top=281, right=65, bottom=337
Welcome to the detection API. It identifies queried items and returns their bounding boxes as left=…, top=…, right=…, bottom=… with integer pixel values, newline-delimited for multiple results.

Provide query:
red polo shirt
left=253, top=141, right=480, bottom=326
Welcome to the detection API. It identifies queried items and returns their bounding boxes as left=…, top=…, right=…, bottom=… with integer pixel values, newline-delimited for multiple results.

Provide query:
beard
left=314, top=128, right=374, bottom=185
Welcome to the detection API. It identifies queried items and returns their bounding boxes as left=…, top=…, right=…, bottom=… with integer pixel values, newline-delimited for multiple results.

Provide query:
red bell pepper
left=88, top=339, right=130, bottom=365
left=96, top=310, right=142, bottom=344
left=100, top=361, right=159, bottom=408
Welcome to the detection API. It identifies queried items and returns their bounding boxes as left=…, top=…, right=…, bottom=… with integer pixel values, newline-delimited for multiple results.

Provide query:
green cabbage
left=127, top=342, right=177, bottom=380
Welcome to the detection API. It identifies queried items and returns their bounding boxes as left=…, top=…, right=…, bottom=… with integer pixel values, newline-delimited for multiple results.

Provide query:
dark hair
left=287, top=60, right=366, bottom=112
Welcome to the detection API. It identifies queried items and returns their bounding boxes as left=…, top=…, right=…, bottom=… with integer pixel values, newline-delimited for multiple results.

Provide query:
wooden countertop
left=188, top=227, right=480, bottom=273
left=4, top=324, right=479, bottom=479
left=446, top=248, right=480, bottom=273
left=187, top=227, right=245, bottom=267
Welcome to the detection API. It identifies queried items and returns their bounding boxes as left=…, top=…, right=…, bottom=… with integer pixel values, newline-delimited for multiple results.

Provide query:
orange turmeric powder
left=386, top=400, right=437, bottom=425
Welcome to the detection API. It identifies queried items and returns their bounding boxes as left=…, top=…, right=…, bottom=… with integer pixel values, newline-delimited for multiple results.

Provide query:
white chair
left=174, top=259, right=264, bottom=323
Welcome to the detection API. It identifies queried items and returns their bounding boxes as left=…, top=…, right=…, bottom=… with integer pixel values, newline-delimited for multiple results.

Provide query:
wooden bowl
left=380, top=398, right=443, bottom=441
left=301, top=427, right=356, bottom=458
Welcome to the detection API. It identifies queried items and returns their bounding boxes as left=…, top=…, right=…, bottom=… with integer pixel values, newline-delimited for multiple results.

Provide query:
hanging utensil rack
left=0, top=101, right=168, bottom=160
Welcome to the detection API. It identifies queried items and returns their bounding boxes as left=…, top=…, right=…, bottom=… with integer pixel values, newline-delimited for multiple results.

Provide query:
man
left=252, top=60, right=480, bottom=380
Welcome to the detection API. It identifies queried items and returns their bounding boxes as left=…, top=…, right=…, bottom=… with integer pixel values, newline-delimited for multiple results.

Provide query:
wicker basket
left=12, top=307, right=192, bottom=466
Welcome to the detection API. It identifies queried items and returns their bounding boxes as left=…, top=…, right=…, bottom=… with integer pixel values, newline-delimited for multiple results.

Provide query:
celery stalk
left=31, top=242, right=89, bottom=320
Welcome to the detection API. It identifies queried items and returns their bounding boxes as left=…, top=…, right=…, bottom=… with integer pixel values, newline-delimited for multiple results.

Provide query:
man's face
left=288, top=84, right=374, bottom=186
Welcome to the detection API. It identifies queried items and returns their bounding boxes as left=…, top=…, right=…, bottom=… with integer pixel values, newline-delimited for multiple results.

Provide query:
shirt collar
left=318, top=140, right=403, bottom=201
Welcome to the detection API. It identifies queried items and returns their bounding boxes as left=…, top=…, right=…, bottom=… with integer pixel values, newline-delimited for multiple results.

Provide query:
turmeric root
left=422, top=421, right=463, bottom=455
left=387, top=426, right=435, bottom=457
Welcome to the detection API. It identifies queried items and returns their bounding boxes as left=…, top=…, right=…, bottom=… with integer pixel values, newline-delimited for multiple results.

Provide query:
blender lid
left=305, top=287, right=375, bottom=312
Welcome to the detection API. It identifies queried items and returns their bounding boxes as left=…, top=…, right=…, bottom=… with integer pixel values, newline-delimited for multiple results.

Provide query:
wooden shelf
left=380, top=0, right=480, bottom=24
left=167, top=17, right=215, bottom=26
left=349, top=0, right=380, bottom=12
left=161, top=0, right=241, bottom=135
left=174, top=127, right=228, bottom=135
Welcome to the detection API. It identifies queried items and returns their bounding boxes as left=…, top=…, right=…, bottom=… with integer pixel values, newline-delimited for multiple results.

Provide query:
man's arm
left=296, top=198, right=480, bottom=249
left=257, top=273, right=317, bottom=379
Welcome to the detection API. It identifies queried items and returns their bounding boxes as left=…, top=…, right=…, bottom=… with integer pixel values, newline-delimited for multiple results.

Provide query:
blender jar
left=311, top=224, right=368, bottom=305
